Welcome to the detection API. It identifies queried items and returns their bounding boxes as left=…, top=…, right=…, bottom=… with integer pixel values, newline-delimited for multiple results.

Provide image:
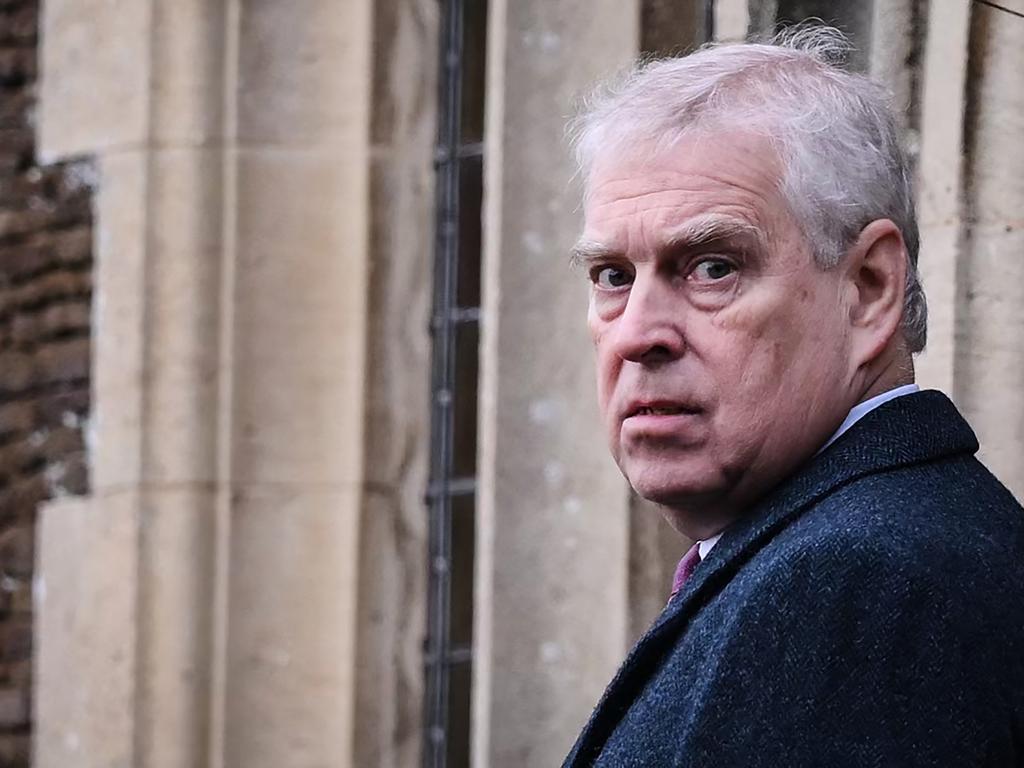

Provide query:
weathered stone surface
left=37, top=0, right=150, bottom=157
left=225, top=488, right=363, bottom=768
left=914, top=0, right=971, bottom=392
left=714, top=0, right=749, bottom=41
left=957, top=4, right=1024, bottom=498
left=35, top=494, right=138, bottom=768
left=354, top=1, right=437, bottom=765
left=475, top=1, right=638, bottom=765
left=231, top=147, right=369, bottom=488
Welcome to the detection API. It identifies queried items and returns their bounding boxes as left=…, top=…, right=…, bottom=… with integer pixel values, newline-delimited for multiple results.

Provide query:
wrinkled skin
left=577, top=132, right=909, bottom=538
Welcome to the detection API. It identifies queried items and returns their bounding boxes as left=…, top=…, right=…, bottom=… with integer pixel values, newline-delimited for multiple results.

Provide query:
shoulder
left=719, top=454, right=1024, bottom=653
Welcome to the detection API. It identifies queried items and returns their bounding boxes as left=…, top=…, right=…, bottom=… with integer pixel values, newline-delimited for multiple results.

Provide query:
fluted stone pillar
left=474, top=2, right=638, bottom=766
left=915, top=0, right=972, bottom=395
left=33, top=1, right=376, bottom=767
left=957, top=3, right=1024, bottom=496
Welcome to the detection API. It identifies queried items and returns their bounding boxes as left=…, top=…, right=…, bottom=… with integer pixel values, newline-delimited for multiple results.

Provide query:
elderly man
left=563, top=28, right=1024, bottom=767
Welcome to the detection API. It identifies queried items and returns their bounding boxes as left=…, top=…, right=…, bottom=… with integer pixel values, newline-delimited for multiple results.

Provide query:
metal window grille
left=424, top=0, right=487, bottom=766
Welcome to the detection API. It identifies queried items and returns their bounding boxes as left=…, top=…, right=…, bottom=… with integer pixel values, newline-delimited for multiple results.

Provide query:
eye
left=690, top=258, right=736, bottom=282
left=591, top=265, right=633, bottom=290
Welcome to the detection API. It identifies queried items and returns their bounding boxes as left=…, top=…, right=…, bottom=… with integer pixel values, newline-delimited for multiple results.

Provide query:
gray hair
left=571, top=26, right=927, bottom=353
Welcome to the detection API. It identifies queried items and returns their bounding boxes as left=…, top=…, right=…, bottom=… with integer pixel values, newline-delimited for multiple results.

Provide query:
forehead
left=581, top=132, right=788, bottom=247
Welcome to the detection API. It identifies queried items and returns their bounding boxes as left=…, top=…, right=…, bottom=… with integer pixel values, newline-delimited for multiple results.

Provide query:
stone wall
left=0, top=1, right=93, bottom=765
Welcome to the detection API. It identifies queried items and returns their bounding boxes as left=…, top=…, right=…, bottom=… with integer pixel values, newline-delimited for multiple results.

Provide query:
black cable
left=972, top=0, right=1024, bottom=20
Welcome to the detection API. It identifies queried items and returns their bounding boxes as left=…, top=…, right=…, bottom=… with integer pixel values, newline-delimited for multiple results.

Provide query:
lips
left=624, top=400, right=700, bottom=419
left=634, top=405, right=688, bottom=416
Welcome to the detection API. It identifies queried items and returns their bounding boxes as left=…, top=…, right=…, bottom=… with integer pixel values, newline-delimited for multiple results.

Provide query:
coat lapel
left=564, top=390, right=978, bottom=767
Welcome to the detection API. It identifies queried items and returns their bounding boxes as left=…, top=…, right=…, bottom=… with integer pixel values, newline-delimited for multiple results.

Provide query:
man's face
left=579, top=132, right=856, bottom=523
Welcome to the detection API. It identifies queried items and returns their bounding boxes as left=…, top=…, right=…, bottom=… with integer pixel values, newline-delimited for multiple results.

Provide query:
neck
left=853, top=342, right=915, bottom=407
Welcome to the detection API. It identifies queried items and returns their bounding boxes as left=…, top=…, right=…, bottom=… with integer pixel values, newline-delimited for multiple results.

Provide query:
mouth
left=624, top=401, right=700, bottom=419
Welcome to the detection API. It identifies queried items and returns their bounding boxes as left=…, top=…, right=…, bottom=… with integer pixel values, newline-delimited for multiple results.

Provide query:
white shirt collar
left=698, top=534, right=722, bottom=559
left=696, top=384, right=920, bottom=559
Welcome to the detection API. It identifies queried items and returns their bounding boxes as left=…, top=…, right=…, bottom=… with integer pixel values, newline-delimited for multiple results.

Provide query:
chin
left=625, top=460, right=728, bottom=510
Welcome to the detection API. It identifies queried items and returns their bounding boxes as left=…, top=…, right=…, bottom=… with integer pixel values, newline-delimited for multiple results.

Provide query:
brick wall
left=0, top=1, right=93, bottom=765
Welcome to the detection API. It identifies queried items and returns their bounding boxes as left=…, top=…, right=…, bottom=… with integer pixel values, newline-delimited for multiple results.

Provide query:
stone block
left=138, top=148, right=224, bottom=485
left=34, top=493, right=138, bottom=768
left=37, top=0, right=150, bottom=159
left=916, top=0, right=970, bottom=229
left=236, top=0, right=372, bottom=146
left=958, top=226, right=1024, bottom=497
left=134, top=487, right=218, bottom=768
left=230, top=148, right=368, bottom=487
left=149, top=1, right=228, bottom=143
left=355, top=489, right=427, bottom=768
left=714, top=0, right=749, bottom=41
left=90, top=151, right=147, bottom=491
left=224, top=486, right=361, bottom=768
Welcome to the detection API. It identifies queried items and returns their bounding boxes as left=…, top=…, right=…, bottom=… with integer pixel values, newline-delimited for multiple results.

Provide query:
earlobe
left=847, top=219, right=907, bottom=366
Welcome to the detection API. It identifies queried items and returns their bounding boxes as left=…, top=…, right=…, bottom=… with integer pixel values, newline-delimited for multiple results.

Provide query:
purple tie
left=670, top=543, right=702, bottom=598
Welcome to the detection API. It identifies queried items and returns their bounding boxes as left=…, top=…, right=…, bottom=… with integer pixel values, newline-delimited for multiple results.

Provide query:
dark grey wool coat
left=564, top=390, right=1024, bottom=767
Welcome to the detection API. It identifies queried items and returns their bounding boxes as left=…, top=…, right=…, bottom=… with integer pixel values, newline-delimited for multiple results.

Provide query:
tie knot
left=670, top=542, right=702, bottom=597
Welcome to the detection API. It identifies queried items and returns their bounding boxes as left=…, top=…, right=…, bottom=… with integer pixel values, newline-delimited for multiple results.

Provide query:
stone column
left=869, top=0, right=919, bottom=133
left=715, top=0, right=750, bottom=41
left=474, top=2, right=638, bottom=766
left=354, top=1, right=438, bottom=766
left=35, top=2, right=228, bottom=766
left=221, top=2, right=373, bottom=765
left=914, top=0, right=972, bottom=393
left=33, top=1, right=376, bottom=767
left=957, top=3, right=1024, bottom=496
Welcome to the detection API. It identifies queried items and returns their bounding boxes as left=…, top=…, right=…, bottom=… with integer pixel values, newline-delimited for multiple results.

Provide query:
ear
left=844, top=219, right=907, bottom=367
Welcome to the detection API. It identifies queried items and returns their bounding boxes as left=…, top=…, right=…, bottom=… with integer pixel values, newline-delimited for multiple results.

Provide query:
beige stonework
left=35, top=493, right=139, bottom=768
left=31, top=2, right=1024, bottom=768
left=354, top=0, right=439, bottom=765
left=37, top=0, right=151, bottom=158
left=957, top=4, right=1024, bottom=497
left=34, top=2, right=376, bottom=768
left=714, top=0, right=749, bottom=41
left=223, top=489, right=362, bottom=768
left=475, top=2, right=639, bottom=766
left=915, top=0, right=972, bottom=394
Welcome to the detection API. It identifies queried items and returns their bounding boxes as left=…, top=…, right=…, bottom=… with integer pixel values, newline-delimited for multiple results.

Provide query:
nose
left=608, top=274, right=685, bottom=365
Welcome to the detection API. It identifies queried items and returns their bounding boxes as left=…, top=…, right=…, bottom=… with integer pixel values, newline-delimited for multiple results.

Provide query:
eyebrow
left=569, top=214, right=762, bottom=270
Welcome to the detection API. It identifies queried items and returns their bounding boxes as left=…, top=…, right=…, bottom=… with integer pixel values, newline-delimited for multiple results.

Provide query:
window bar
left=424, top=0, right=465, bottom=766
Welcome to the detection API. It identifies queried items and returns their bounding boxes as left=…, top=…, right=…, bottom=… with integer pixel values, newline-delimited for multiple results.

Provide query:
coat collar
left=564, top=390, right=977, bottom=767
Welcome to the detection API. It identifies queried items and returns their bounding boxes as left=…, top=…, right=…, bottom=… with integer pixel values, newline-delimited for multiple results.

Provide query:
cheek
left=588, top=319, right=616, bottom=407
left=702, top=286, right=820, bottom=394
